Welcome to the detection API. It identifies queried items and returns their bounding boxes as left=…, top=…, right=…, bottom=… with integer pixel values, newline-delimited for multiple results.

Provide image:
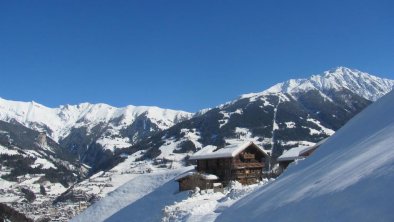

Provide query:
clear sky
left=1, top=0, right=393, bottom=112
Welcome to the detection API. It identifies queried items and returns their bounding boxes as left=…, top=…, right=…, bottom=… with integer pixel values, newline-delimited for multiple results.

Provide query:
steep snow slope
left=0, top=98, right=192, bottom=143
left=218, top=89, right=394, bottom=221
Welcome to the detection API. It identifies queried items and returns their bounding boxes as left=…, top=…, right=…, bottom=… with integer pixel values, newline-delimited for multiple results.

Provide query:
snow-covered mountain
left=1, top=67, right=392, bottom=171
left=72, top=68, right=394, bottom=222
left=243, top=66, right=394, bottom=101
left=218, top=78, right=394, bottom=222
left=117, top=67, right=394, bottom=164
left=0, top=98, right=192, bottom=169
left=0, top=100, right=191, bottom=220
left=0, top=98, right=192, bottom=143
left=73, top=67, right=394, bottom=221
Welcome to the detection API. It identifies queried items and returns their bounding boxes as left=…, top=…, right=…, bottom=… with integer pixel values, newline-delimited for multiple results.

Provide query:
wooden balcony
left=234, top=173, right=261, bottom=179
left=233, top=162, right=264, bottom=169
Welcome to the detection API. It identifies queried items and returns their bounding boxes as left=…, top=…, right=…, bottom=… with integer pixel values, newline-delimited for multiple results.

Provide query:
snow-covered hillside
left=0, top=98, right=192, bottom=144
left=218, top=86, right=394, bottom=221
left=71, top=167, right=190, bottom=222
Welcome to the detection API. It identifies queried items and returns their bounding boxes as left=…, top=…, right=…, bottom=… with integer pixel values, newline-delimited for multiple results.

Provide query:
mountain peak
left=242, top=67, right=394, bottom=102
left=326, top=66, right=354, bottom=74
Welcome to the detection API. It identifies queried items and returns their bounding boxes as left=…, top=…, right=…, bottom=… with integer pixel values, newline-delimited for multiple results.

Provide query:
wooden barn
left=177, top=142, right=269, bottom=191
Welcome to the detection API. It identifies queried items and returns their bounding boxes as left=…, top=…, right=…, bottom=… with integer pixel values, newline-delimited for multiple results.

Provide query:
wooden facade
left=194, top=143, right=268, bottom=185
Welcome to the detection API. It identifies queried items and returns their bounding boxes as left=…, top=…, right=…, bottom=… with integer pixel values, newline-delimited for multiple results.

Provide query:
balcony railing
left=233, top=172, right=261, bottom=179
left=233, top=162, right=263, bottom=169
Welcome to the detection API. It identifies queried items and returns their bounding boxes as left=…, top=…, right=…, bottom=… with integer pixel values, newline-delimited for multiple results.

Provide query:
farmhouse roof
left=189, top=141, right=268, bottom=160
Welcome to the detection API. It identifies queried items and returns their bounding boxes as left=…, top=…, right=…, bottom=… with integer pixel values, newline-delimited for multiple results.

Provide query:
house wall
left=231, top=145, right=267, bottom=184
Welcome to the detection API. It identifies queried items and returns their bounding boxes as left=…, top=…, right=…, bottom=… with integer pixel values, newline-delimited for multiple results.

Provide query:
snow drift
left=218, top=89, right=394, bottom=222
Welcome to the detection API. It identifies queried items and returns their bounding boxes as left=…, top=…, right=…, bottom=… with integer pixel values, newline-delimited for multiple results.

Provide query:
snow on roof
left=277, top=146, right=313, bottom=162
left=277, top=138, right=328, bottom=162
left=189, top=142, right=268, bottom=160
left=174, top=170, right=219, bottom=181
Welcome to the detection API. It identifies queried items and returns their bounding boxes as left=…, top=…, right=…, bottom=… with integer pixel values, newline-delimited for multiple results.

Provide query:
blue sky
left=1, top=0, right=393, bottom=112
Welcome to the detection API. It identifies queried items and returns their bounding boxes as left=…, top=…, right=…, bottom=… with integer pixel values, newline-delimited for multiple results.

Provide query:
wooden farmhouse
left=277, top=138, right=328, bottom=172
left=176, top=142, right=270, bottom=191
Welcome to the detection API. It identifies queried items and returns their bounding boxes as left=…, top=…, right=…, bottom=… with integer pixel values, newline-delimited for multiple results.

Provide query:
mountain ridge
left=240, top=67, right=394, bottom=102
left=110, top=67, right=393, bottom=170
left=0, top=66, right=392, bottom=168
left=0, top=98, right=193, bottom=142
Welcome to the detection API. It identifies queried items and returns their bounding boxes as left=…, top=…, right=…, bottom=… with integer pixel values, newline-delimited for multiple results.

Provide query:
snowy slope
left=71, top=167, right=191, bottom=222
left=0, top=98, right=192, bottom=143
left=71, top=163, right=273, bottom=222
left=218, top=89, right=394, bottom=221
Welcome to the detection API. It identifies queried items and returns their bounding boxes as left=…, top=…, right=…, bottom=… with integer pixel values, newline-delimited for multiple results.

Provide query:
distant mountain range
left=0, top=98, right=192, bottom=169
left=0, top=67, right=393, bottom=170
